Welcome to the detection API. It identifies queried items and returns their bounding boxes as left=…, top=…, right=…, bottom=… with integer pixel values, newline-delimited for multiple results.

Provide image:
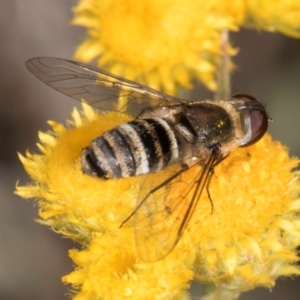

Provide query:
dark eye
left=231, top=93, right=269, bottom=147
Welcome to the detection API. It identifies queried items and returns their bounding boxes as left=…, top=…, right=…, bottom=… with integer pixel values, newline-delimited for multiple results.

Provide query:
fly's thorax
left=183, top=102, right=232, bottom=144
left=182, top=100, right=246, bottom=152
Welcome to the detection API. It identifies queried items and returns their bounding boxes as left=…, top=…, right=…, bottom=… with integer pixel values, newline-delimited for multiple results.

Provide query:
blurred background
left=0, top=1, right=299, bottom=299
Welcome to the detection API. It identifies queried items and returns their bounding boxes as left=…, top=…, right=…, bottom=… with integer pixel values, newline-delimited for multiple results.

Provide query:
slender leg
left=205, top=152, right=230, bottom=214
left=120, top=163, right=189, bottom=227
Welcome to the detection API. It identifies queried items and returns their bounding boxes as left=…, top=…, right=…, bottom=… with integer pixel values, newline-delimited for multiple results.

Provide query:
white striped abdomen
left=81, top=118, right=179, bottom=179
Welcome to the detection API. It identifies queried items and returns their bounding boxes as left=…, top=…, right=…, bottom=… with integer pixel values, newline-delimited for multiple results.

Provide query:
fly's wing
left=26, top=57, right=188, bottom=117
left=134, top=151, right=218, bottom=262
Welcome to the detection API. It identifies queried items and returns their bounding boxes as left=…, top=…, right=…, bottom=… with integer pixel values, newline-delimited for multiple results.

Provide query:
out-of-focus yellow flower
left=72, top=0, right=245, bottom=94
left=72, top=0, right=300, bottom=95
left=245, top=0, right=300, bottom=38
left=16, top=104, right=300, bottom=299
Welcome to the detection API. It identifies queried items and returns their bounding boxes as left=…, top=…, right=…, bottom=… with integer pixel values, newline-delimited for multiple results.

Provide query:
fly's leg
left=205, top=148, right=230, bottom=214
left=120, top=163, right=189, bottom=228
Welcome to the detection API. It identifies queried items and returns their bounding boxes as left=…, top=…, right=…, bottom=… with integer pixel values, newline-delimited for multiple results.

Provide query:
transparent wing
left=26, top=57, right=188, bottom=116
left=134, top=151, right=218, bottom=262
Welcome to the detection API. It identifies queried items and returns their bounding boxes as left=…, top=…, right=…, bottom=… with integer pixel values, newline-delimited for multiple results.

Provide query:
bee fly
left=26, top=57, right=270, bottom=261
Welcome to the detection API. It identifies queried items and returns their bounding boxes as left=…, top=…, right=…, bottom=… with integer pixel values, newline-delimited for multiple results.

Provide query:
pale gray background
left=0, top=1, right=299, bottom=299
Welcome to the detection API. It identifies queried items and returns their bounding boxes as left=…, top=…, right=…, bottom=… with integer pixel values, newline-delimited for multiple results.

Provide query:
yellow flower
left=71, top=0, right=300, bottom=95
left=245, top=0, right=300, bottom=38
left=71, top=0, right=245, bottom=94
left=16, top=104, right=300, bottom=299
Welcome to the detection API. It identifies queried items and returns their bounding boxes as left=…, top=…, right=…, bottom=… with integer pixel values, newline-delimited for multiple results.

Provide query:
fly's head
left=228, top=94, right=270, bottom=147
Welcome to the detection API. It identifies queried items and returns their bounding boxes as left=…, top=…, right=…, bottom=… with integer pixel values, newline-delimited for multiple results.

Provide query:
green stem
left=215, top=30, right=231, bottom=101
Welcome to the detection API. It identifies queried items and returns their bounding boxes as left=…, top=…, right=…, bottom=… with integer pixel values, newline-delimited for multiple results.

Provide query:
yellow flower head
left=72, top=0, right=300, bottom=95
left=16, top=104, right=300, bottom=299
left=245, top=0, right=300, bottom=38
left=72, top=0, right=245, bottom=94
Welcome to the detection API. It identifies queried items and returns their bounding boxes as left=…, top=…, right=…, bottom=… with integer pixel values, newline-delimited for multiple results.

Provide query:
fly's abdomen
left=81, top=118, right=179, bottom=179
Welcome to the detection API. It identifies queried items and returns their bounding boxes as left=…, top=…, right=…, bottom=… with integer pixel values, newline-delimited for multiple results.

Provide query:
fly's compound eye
left=231, top=93, right=270, bottom=147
